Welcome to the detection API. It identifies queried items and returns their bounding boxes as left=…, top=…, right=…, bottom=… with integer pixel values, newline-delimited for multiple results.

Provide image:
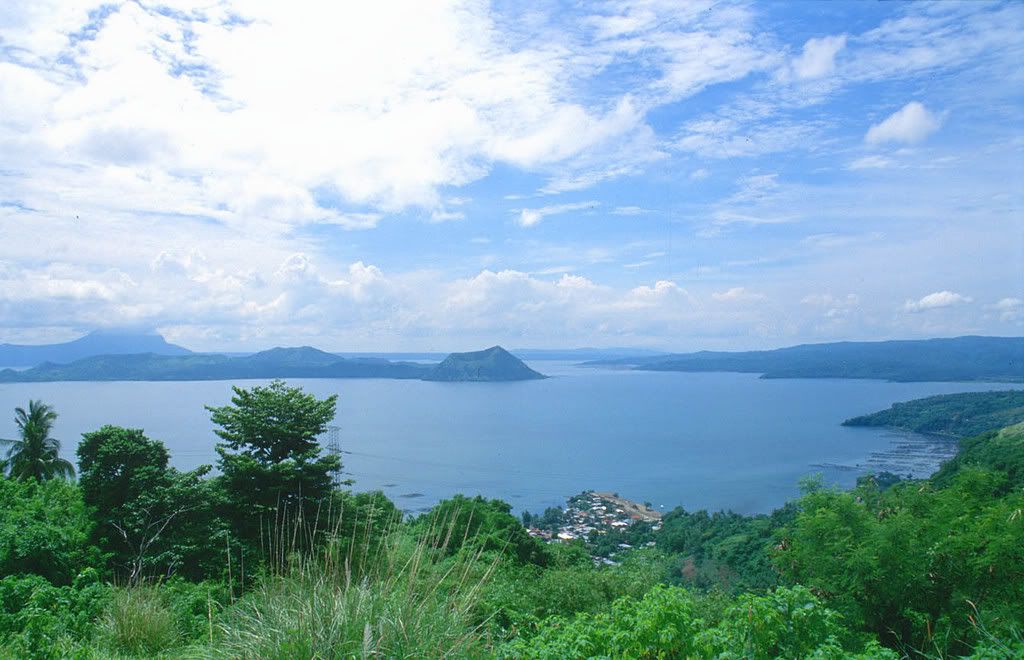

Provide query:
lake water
left=0, top=361, right=1019, bottom=516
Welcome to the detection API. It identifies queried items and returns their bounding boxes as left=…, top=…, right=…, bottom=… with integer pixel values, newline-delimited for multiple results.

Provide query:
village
left=526, top=490, right=662, bottom=549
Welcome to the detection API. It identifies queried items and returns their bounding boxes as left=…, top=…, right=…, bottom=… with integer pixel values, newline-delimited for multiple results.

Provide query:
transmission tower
left=322, top=424, right=343, bottom=487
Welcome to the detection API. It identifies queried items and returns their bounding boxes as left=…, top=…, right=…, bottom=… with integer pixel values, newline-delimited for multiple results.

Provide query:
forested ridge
left=843, top=390, right=1024, bottom=438
left=1, top=381, right=1022, bottom=658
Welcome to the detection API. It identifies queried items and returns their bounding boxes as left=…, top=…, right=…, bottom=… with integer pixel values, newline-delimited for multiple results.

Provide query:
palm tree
left=0, top=400, right=75, bottom=481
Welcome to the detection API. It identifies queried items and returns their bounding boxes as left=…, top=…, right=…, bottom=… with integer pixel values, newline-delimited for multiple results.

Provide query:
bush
left=478, top=548, right=667, bottom=635
left=0, top=478, right=103, bottom=584
left=500, top=584, right=895, bottom=659
left=0, top=570, right=111, bottom=659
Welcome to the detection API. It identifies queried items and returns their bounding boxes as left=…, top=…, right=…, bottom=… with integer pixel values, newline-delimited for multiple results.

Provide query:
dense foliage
left=843, top=390, right=1024, bottom=437
left=499, top=584, right=898, bottom=659
left=416, top=494, right=550, bottom=566
left=0, top=479, right=100, bottom=585
left=932, top=422, right=1024, bottom=490
left=777, top=470, right=1024, bottom=656
left=1, top=386, right=1022, bottom=658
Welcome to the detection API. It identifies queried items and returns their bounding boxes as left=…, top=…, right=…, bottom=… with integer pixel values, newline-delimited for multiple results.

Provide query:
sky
left=0, top=0, right=1021, bottom=352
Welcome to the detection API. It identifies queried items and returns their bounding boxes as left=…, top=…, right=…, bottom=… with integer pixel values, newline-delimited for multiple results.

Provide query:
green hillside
left=585, top=336, right=1024, bottom=382
left=843, top=390, right=1024, bottom=437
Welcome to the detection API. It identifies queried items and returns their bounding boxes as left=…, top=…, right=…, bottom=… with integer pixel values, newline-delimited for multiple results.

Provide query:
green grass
left=201, top=532, right=496, bottom=659
left=95, top=587, right=180, bottom=656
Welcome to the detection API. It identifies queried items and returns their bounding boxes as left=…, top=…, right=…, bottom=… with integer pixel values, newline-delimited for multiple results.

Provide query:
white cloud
left=903, top=290, right=972, bottom=312
left=689, top=168, right=710, bottom=180
left=712, top=287, right=766, bottom=302
left=791, top=35, right=847, bottom=79
left=866, top=102, right=942, bottom=144
left=989, top=297, right=1023, bottom=321
left=517, top=201, right=599, bottom=227
left=612, top=206, right=648, bottom=215
left=676, top=118, right=821, bottom=159
left=848, top=155, right=894, bottom=170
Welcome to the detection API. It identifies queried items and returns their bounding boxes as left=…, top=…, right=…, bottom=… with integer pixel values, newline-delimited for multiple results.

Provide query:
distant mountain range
left=0, top=330, right=191, bottom=366
left=4, top=331, right=1022, bottom=383
left=0, top=345, right=546, bottom=383
left=582, top=336, right=1024, bottom=383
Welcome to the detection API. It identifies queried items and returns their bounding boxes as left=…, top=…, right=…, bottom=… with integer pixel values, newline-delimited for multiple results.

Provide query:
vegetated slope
left=583, top=336, right=1024, bottom=382
left=0, top=330, right=191, bottom=367
left=423, top=346, right=546, bottom=382
left=842, top=390, right=1024, bottom=437
left=0, top=345, right=548, bottom=382
left=931, top=422, right=1024, bottom=489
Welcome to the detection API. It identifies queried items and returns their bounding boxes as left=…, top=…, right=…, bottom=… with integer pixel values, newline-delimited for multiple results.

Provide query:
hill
left=931, top=422, right=1024, bottom=489
left=423, top=346, right=546, bottom=382
left=583, top=336, right=1024, bottom=382
left=0, top=330, right=191, bottom=367
left=842, top=390, right=1024, bottom=437
left=0, top=346, right=547, bottom=382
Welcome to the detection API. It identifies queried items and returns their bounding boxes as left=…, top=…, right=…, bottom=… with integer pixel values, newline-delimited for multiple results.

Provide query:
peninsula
left=582, top=336, right=1024, bottom=383
left=843, top=390, right=1024, bottom=438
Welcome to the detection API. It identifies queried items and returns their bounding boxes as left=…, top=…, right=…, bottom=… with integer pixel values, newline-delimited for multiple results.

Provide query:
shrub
left=500, top=584, right=894, bottom=659
left=0, top=478, right=103, bottom=584
left=0, top=571, right=111, bottom=659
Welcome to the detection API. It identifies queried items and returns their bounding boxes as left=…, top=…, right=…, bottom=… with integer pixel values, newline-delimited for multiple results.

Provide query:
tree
left=207, top=380, right=341, bottom=548
left=417, top=495, right=549, bottom=566
left=77, top=425, right=222, bottom=582
left=1, top=400, right=74, bottom=481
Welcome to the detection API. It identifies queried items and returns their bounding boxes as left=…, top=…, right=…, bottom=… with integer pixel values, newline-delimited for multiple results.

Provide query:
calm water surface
left=0, top=361, right=1018, bottom=515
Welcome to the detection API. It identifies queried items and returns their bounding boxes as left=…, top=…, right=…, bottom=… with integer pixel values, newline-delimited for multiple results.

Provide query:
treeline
left=843, top=390, right=1024, bottom=438
left=1, top=382, right=1022, bottom=657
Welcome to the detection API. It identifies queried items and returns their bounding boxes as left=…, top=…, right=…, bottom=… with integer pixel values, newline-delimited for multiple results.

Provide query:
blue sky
left=0, top=0, right=1021, bottom=351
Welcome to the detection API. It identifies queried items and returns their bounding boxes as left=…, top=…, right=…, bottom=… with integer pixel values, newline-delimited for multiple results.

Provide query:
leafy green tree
left=207, top=380, right=341, bottom=548
left=0, top=478, right=102, bottom=584
left=1, top=401, right=74, bottom=481
left=77, top=426, right=222, bottom=581
left=417, top=495, right=548, bottom=566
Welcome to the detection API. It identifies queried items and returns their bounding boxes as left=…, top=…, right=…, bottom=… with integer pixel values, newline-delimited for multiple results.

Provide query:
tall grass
left=201, top=497, right=500, bottom=658
left=96, top=587, right=180, bottom=656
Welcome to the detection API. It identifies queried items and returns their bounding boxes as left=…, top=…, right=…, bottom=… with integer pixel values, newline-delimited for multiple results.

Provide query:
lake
left=0, top=361, right=1018, bottom=516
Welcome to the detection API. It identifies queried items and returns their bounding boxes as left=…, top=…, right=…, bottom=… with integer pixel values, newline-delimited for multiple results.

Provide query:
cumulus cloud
left=791, top=35, right=847, bottom=79
left=517, top=201, right=599, bottom=227
left=903, top=290, right=972, bottom=312
left=866, top=102, right=942, bottom=144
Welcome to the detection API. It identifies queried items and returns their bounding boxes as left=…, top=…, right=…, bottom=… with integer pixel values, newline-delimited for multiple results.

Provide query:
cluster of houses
left=527, top=490, right=662, bottom=543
